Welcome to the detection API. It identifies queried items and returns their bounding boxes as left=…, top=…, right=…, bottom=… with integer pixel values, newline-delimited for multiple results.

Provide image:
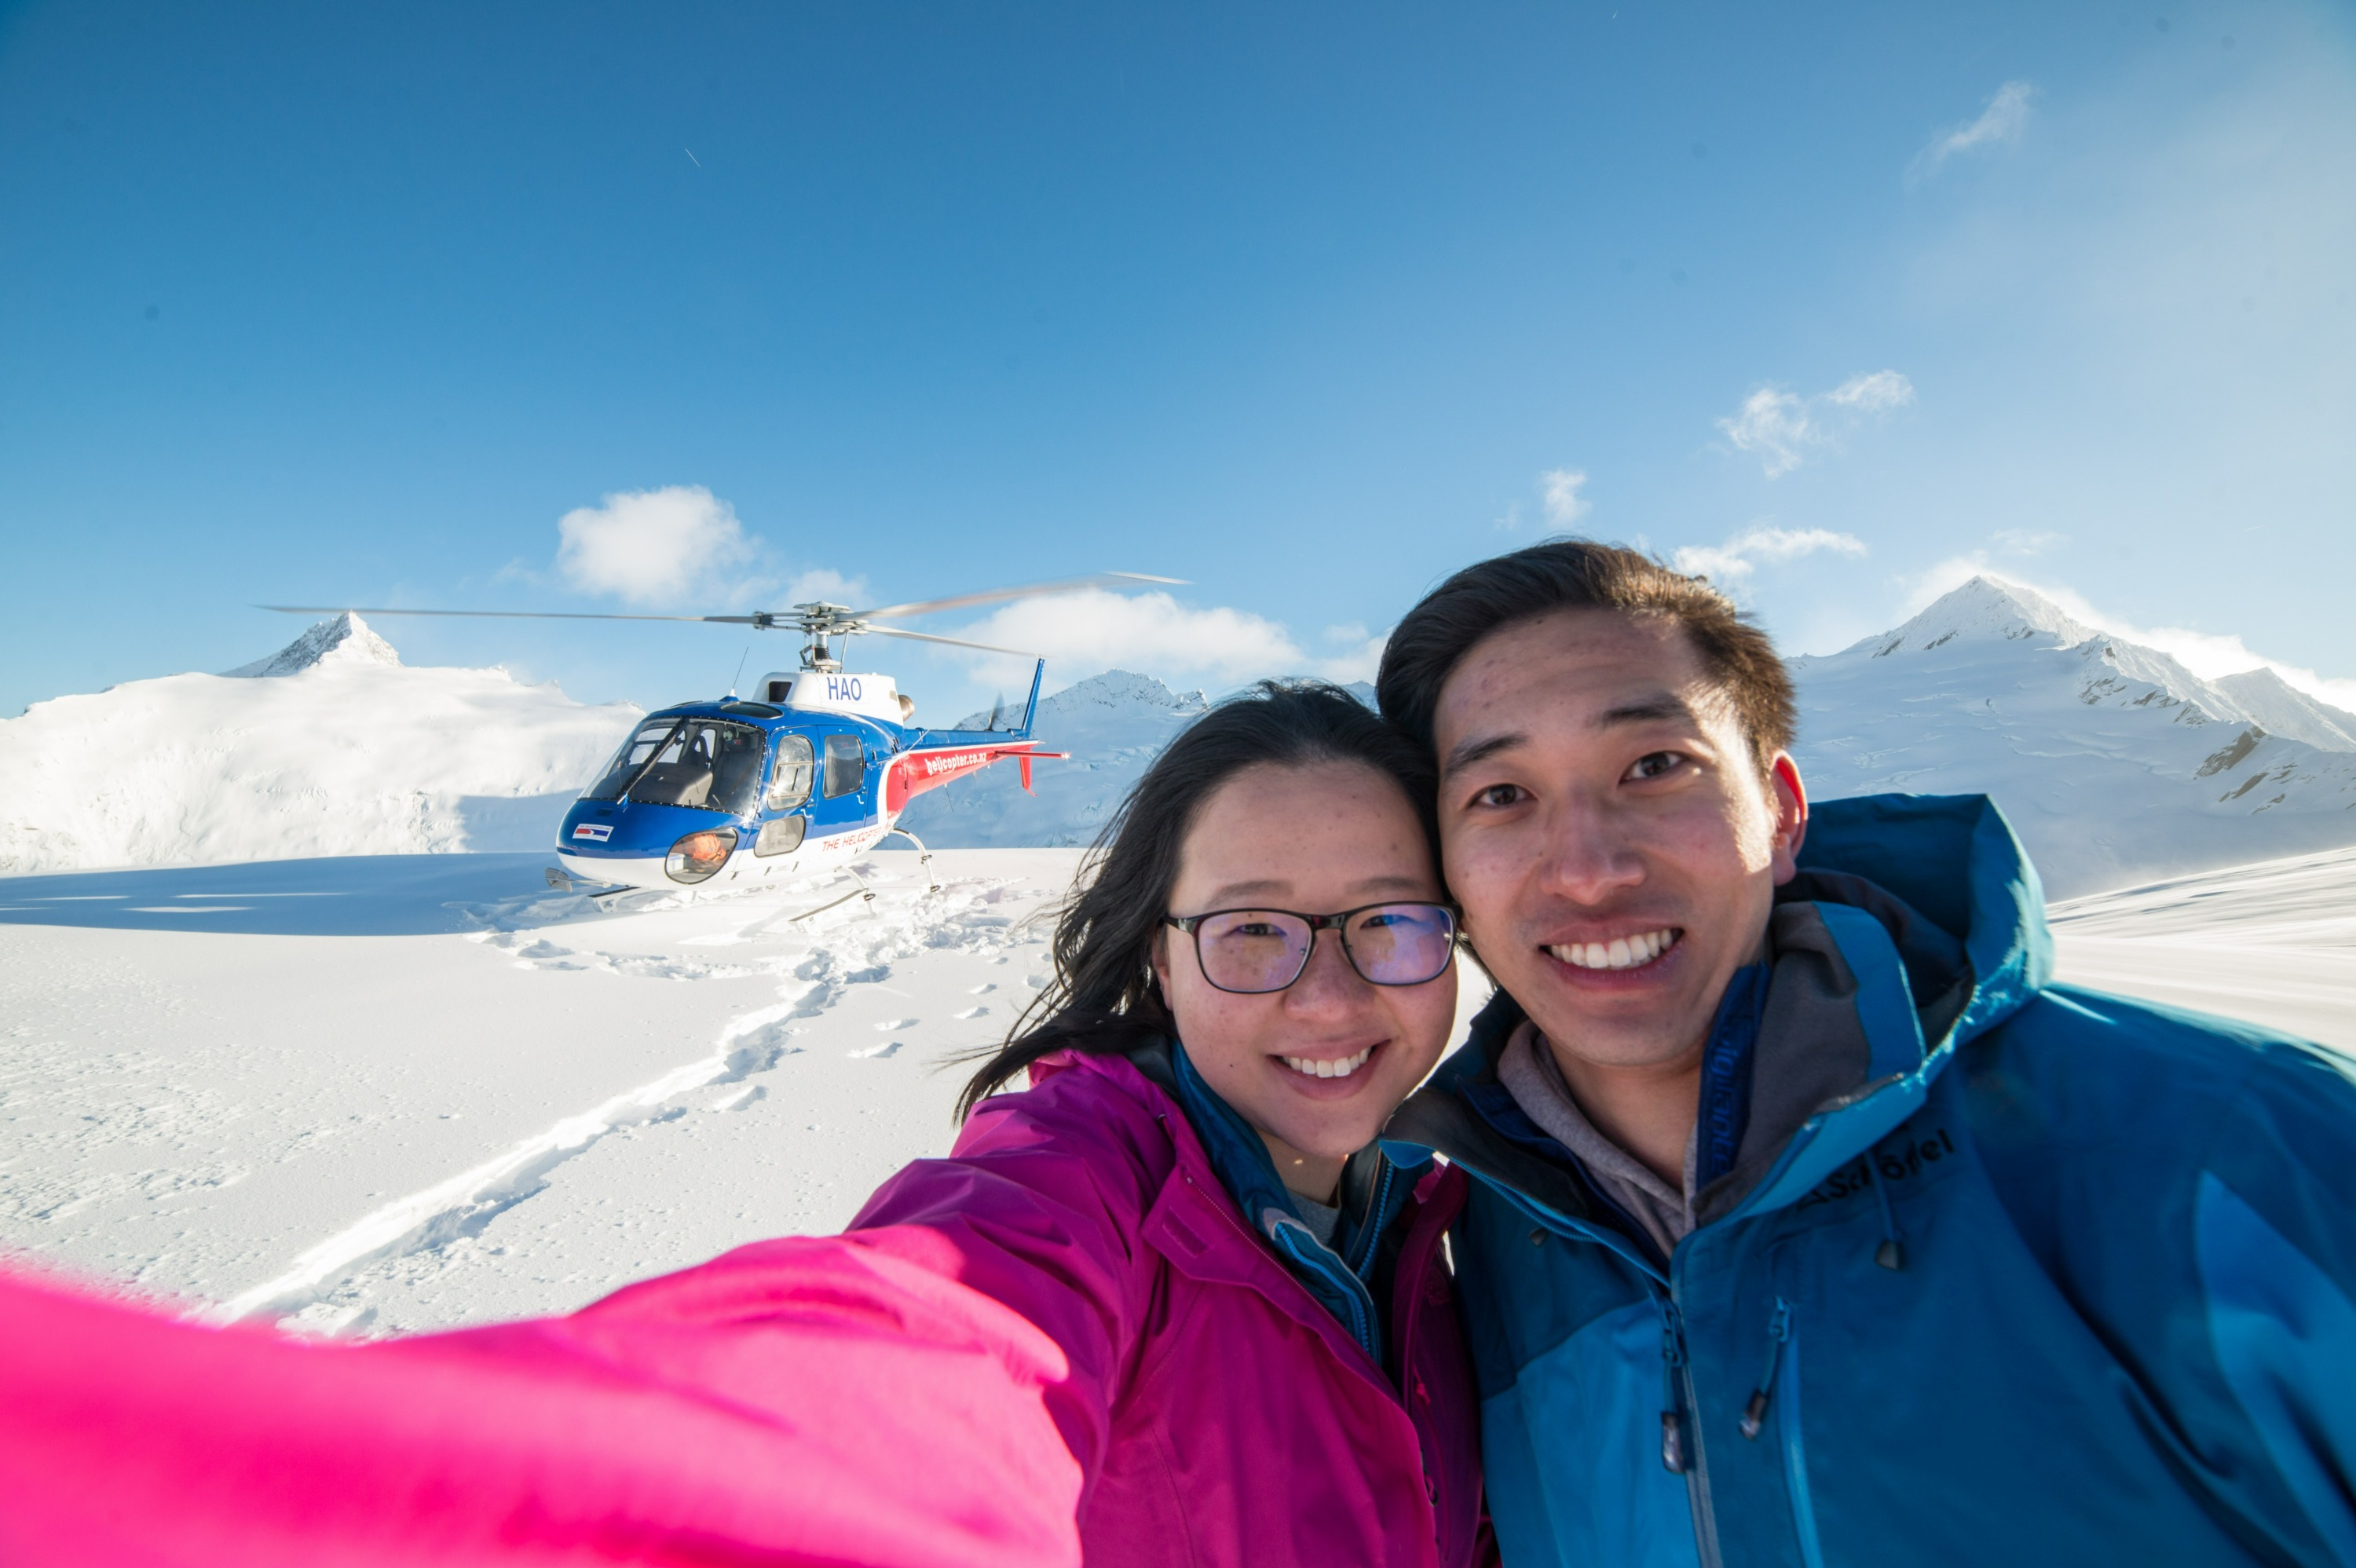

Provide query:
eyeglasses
left=1163, top=902, right=1460, bottom=995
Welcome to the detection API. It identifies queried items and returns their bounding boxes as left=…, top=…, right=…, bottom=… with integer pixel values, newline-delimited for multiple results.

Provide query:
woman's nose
left=1283, top=927, right=1366, bottom=1011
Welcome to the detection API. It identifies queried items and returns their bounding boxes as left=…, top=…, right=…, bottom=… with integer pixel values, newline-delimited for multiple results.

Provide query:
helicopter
left=262, top=572, right=1180, bottom=901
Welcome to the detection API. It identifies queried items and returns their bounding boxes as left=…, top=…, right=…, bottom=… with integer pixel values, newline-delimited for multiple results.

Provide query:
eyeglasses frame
left=1162, top=901, right=1462, bottom=995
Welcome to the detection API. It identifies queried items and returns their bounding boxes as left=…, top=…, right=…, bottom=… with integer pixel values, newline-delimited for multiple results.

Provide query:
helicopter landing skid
left=545, top=865, right=627, bottom=894
left=881, top=827, right=941, bottom=892
left=788, top=870, right=878, bottom=924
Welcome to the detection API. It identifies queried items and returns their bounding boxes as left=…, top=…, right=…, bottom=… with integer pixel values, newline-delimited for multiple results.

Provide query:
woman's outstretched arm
left=0, top=1060, right=1165, bottom=1568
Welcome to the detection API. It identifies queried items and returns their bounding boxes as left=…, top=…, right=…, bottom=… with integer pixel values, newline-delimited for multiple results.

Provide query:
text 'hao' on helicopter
left=264, top=572, right=1181, bottom=906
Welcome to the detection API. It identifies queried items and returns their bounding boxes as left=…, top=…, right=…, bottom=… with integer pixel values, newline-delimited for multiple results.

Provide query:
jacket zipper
left=1739, top=1297, right=1791, bottom=1438
left=1491, top=1188, right=1728, bottom=1567
left=1661, top=1291, right=1725, bottom=1568
left=1773, top=1303, right=1824, bottom=1568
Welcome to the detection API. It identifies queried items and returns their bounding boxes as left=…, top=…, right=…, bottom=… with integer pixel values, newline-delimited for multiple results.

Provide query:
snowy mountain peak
left=1860, top=576, right=2095, bottom=660
left=953, top=668, right=1209, bottom=729
left=2211, top=667, right=2356, bottom=753
left=225, top=613, right=403, bottom=678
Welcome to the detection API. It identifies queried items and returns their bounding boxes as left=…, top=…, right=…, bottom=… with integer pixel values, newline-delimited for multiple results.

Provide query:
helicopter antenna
left=726, top=646, right=750, bottom=699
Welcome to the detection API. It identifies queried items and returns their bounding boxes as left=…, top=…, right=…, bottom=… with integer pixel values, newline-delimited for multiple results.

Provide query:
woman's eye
left=1626, top=751, right=1685, bottom=781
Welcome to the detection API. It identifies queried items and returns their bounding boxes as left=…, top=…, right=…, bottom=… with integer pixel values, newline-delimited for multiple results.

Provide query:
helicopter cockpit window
left=823, top=733, right=866, bottom=799
left=766, top=734, right=814, bottom=810
left=581, top=718, right=766, bottom=815
left=584, top=719, right=679, bottom=803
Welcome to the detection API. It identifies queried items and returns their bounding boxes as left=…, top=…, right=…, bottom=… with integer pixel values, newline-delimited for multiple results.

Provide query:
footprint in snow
left=969, top=982, right=997, bottom=995
left=875, top=1018, right=916, bottom=1030
left=955, top=1006, right=989, bottom=1019
left=848, top=1042, right=904, bottom=1059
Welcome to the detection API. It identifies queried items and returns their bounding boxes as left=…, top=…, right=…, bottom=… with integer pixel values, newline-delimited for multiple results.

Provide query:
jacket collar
left=1125, top=1035, right=1425, bottom=1359
left=1386, top=792, right=2051, bottom=1234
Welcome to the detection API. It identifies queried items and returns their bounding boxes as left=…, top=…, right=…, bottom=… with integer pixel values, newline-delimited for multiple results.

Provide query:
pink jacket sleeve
left=0, top=1064, right=1167, bottom=1568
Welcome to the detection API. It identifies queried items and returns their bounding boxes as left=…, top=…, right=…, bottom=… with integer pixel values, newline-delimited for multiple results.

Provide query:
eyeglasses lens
left=1191, top=905, right=1455, bottom=993
left=1194, top=911, right=1315, bottom=994
left=1344, top=904, right=1456, bottom=985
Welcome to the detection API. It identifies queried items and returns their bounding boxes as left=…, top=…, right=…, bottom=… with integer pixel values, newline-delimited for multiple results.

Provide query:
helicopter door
left=755, top=734, right=814, bottom=857
left=822, top=733, right=867, bottom=800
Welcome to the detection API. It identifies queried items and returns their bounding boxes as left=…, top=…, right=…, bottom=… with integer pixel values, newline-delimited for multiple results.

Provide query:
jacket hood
left=1387, top=792, right=2054, bottom=1239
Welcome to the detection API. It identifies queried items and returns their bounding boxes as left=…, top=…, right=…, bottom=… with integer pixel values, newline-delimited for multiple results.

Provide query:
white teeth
left=1548, top=929, right=1677, bottom=971
left=1282, top=1044, right=1375, bottom=1080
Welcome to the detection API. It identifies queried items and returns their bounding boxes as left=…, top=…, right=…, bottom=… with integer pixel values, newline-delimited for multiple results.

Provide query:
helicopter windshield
left=582, top=717, right=767, bottom=815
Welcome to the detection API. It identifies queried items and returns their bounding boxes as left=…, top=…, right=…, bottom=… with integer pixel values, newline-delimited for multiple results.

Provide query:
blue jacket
left=1384, top=794, right=2356, bottom=1567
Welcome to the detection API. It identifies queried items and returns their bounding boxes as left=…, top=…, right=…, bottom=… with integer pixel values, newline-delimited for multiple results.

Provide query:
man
left=1377, top=539, right=2356, bottom=1568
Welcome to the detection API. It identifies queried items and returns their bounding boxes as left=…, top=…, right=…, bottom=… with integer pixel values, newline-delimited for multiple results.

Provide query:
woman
left=0, top=682, right=1484, bottom=1567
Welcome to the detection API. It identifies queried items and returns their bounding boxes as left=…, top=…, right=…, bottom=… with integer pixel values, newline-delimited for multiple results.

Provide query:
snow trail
left=209, top=996, right=812, bottom=1323
left=201, top=858, right=1056, bottom=1327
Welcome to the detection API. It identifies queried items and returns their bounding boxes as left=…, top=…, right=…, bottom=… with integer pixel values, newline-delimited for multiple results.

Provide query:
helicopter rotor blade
left=257, top=605, right=764, bottom=625
left=859, top=624, right=1042, bottom=658
left=847, top=572, right=1184, bottom=623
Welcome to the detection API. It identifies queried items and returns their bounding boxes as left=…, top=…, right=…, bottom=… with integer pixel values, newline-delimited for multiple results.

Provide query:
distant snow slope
left=0, top=616, right=641, bottom=873
left=1789, top=578, right=2356, bottom=897
left=896, top=669, right=1213, bottom=848
left=2050, top=844, right=2356, bottom=1052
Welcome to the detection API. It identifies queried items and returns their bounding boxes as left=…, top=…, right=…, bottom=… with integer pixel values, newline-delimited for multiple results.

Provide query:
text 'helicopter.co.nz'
left=263, top=572, right=1180, bottom=905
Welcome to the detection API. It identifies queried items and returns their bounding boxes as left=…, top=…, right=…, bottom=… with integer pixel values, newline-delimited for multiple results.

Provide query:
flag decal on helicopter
left=572, top=824, right=613, bottom=842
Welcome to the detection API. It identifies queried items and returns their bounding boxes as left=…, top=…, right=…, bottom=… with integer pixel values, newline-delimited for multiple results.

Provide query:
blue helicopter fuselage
left=553, top=665, right=1049, bottom=894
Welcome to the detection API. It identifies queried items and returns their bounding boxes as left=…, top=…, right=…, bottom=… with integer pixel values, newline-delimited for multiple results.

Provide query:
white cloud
left=1496, top=466, right=1594, bottom=532
left=1671, top=524, right=1868, bottom=586
left=1824, top=371, right=1914, bottom=412
left=1991, top=528, right=2064, bottom=557
left=555, top=485, right=757, bottom=605
left=1542, top=468, right=1592, bottom=526
left=1718, top=371, right=1914, bottom=477
left=1902, top=555, right=2356, bottom=711
left=777, top=568, right=870, bottom=608
left=929, top=588, right=1384, bottom=692
left=1908, top=80, right=2037, bottom=186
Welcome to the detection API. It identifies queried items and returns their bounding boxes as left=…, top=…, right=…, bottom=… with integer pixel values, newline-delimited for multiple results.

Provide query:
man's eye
left=1626, top=751, right=1685, bottom=781
left=1470, top=783, right=1527, bottom=809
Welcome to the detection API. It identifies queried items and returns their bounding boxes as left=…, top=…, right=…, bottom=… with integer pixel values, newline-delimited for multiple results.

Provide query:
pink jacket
left=0, top=1050, right=1485, bottom=1567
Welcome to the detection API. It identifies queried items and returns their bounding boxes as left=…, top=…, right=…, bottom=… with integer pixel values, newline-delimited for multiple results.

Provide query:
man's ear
left=1767, top=753, right=1809, bottom=886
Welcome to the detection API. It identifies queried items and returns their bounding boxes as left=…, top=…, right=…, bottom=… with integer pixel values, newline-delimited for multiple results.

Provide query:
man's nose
left=1538, top=797, right=1646, bottom=905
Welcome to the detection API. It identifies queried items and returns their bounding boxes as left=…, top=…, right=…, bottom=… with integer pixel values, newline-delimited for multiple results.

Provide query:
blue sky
left=3, top=0, right=2351, bottom=720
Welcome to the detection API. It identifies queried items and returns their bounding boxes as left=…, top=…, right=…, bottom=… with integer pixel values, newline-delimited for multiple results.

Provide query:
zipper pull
left=1659, top=1299, right=1690, bottom=1473
left=1740, top=1298, right=1792, bottom=1440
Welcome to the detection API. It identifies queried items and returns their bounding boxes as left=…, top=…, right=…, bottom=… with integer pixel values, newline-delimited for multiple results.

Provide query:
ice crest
left=225, top=613, right=403, bottom=678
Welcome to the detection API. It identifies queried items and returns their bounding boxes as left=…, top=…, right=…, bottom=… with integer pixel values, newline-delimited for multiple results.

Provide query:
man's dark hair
left=1376, top=538, right=1797, bottom=770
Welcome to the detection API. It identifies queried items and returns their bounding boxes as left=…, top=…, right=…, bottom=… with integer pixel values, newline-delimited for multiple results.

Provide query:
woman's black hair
left=955, top=678, right=1440, bottom=1120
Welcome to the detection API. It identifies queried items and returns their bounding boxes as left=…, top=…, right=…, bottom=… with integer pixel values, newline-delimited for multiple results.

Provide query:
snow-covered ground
left=2047, top=845, right=2356, bottom=1053
left=3, top=839, right=2345, bottom=1337
left=0, top=849, right=1088, bottom=1332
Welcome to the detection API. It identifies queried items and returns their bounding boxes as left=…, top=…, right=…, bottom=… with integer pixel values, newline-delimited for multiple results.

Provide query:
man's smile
left=1545, top=927, right=1682, bottom=971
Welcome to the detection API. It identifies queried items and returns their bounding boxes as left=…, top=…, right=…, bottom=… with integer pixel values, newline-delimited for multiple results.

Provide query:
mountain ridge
left=10, top=587, right=2356, bottom=895
left=0, top=621, right=639, bottom=874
